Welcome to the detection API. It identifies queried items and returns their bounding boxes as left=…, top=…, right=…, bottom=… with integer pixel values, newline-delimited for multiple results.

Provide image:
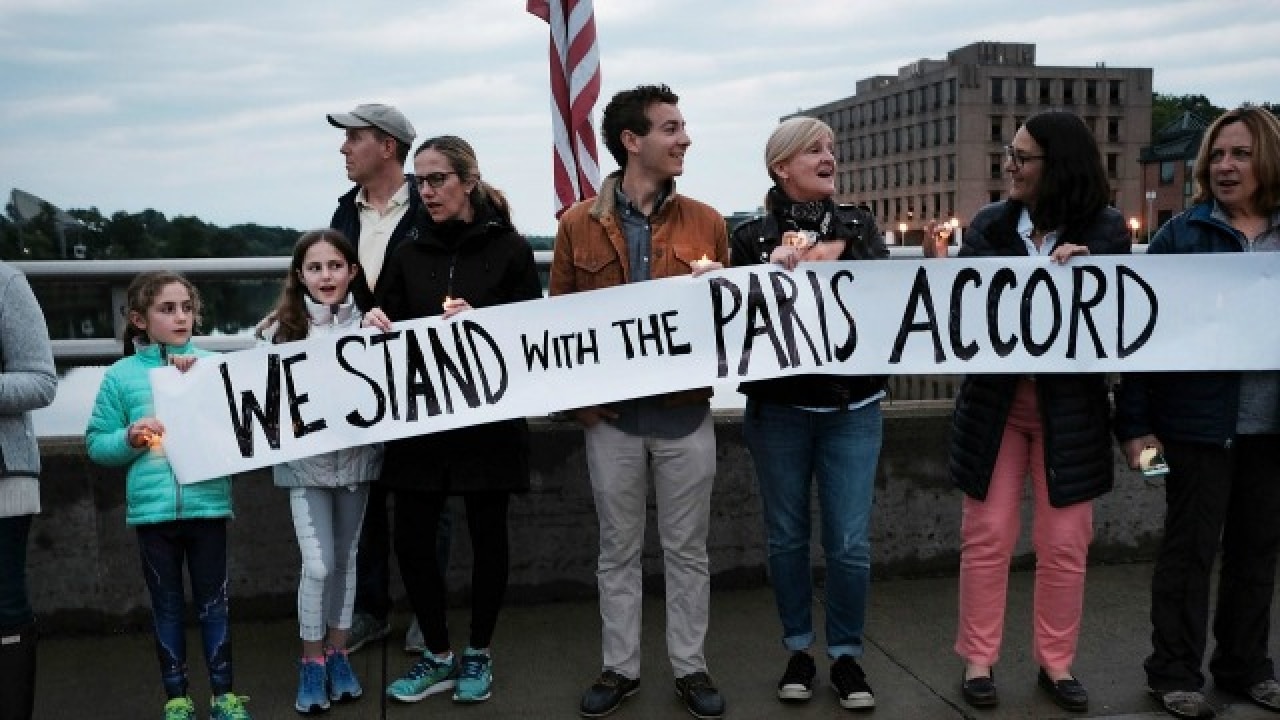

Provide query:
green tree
left=1151, top=93, right=1224, bottom=135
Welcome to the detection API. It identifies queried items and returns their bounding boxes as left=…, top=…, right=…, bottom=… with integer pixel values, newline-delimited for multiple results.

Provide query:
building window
left=1086, top=79, right=1098, bottom=105
left=933, top=82, right=942, bottom=109
left=990, top=116, right=1003, bottom=143
left=990, top=154, right=1003, bottom=179
left=1109, top=79, right=1122, bottom=104
left=894, top=128, right=902, bottom=153
left=991, top=77, right=1005, bottom=104
left=933, top=157, right=941, bottom=182
left=947, top=155, right=956, bottom=181
left=1084, top=116, right=1098, bottom=136
left=894, top=164, right=901, bottom=187
left=947, top=191, right=955, bottom=216
left=1015, top=77, right=1028, bottom=104
left=947, top=78, right=956, bottom=105
left=947, top=116, right=956, bottom=143
left=905, top=90, right=914, bottom=115
left=990, top=190, right=1002, bottom=203
left=907, top=163, right=914, bottom=185
left=1107, top=153, right=1119, bottom=179
left=1107, top=117, right=1120, bottom=142
left=933, top=119, right=941, bottom=145
left=1014, top=115, right=1025, bottom=131
left=933, top=192, right=942, bottom=217
left=1160, top=161, right=1176, bottom=185
left=1062, top=79, right=1075, bottom=105
left=1158, top=209, right=1173, bottom=228
left=1039, top=78, right=1052, bottom=104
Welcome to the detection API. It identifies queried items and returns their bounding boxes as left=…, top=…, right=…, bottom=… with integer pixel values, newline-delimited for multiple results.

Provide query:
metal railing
left=21, top=248, right=954, bottom=365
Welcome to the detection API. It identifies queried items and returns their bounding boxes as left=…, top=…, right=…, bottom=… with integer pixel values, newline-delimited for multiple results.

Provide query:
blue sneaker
left=453, top=649, right=493, bottom=703
left=209, top=692, right=252, bottom=720
left=386, top=653, right=456, bottom=703
left=295, top=660, right=329, bottom=714
left=326, top=649, right=363, bottom=703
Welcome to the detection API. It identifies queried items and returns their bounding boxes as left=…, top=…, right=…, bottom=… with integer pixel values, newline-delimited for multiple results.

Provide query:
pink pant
left=954, top=379, right=1093, bottom=671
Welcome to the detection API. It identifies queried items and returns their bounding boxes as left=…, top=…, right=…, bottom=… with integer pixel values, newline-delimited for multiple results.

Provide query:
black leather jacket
left=729, top=203, right=889, bottom=408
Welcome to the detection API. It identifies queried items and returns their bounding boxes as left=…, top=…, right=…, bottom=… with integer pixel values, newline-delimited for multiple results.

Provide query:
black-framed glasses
left=413, top=171, right=458, bottom=189
left=1003, top=145, right=1044, bottom=170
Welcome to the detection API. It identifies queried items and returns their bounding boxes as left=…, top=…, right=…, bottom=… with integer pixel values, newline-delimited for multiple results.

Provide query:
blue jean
left=743, top=398, right=882, bottom=659
left=136, top=519, right=233, bottom=699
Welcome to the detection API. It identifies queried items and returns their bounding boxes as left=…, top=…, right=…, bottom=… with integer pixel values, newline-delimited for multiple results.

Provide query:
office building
left=793, top=42, right=1152, bottom=243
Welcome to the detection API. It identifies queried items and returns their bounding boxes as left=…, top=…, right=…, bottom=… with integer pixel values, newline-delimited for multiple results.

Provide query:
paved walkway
left=35, top=561, right=1280, bottom=719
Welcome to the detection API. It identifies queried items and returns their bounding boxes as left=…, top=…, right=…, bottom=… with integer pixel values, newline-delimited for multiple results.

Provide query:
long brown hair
left=259, top=228, right=361, bottom=344
left=121, top=271, right=202, bottom=356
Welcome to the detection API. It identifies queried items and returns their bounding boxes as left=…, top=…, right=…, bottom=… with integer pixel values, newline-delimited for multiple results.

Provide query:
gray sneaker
left=346, top=612, right=390, bottom=654
left=404, top=617, right=425, bottom=654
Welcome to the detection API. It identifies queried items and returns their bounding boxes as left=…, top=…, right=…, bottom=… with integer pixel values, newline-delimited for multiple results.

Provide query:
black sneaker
left=778, top=651, right=816, bottom=701
left=675, top=671, right=725, bottom=719
left=580, top=671, right=639, bottom=718
left=831, top=655, right=874, bottom=710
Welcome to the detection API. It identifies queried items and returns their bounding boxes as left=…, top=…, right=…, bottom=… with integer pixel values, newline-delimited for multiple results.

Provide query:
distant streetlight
left=1145, top=190, right=1157, bottom=243
left=1128, top=217, right=1141, bottom=243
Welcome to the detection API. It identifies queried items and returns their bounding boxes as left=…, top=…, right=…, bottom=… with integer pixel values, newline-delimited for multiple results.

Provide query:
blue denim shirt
left=609, top=183, right=707, bottom=439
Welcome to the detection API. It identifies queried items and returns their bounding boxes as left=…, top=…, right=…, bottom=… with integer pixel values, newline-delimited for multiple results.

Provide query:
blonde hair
left=763, top=116, right=834, bottom=209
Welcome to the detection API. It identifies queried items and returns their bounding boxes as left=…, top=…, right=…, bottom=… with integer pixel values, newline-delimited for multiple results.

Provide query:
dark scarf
left=766, top=186, right=852, bottom=241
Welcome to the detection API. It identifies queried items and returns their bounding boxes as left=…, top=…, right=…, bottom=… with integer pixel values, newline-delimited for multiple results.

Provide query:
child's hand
left=171, top=356, right=198, bottom=373
left=362, top=307, right=392, bottom=332
left=128, top=418, right=166, bottom=448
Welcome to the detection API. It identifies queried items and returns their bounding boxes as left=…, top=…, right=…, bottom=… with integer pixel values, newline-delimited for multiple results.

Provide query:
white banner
left=154, top=254, right=1280, bottom=483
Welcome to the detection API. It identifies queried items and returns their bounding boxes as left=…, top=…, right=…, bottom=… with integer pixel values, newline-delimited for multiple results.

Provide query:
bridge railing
left=15, top=245, right=998, bottom=401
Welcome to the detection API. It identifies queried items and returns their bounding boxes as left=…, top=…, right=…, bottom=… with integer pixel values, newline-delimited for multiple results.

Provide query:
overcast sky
left=3, top=0, right=1278, bottom=237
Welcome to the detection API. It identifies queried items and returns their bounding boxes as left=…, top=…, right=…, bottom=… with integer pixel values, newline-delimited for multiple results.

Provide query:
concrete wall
left=29, top=403, right=1166, bottom=632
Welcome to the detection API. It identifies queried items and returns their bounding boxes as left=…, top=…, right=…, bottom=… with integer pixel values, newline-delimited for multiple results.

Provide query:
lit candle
left=442, top=295, right=453, bottom=311
left=692, top=254, right=714, bottom=272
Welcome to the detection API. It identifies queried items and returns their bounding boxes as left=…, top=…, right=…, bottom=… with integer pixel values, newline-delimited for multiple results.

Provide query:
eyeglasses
left=413, top=171, right=458, bottom=189
left=1003, top=145, right=1044, bottom=170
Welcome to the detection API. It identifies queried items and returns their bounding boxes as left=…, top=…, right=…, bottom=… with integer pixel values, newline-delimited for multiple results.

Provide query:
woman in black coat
left=943, top=111, right=1130, bottom=712
left=370, top=135, right=541, bottom=705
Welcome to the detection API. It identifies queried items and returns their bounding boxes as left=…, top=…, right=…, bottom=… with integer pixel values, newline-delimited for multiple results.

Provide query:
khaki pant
left=583, top=414, right=716, bottom=679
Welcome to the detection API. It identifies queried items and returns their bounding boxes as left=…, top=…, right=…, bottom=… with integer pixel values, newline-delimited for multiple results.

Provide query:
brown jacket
left=549, top=173, right=729, bottom=294
left=549, top=172, right=728, bottom=405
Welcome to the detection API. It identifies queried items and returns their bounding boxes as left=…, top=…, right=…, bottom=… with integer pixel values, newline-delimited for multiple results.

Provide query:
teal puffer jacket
left=85, top=341, right=233, bottom=526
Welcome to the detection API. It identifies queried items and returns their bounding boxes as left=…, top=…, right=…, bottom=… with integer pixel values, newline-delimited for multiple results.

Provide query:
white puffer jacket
left=261, top=294, right=383, bottom=489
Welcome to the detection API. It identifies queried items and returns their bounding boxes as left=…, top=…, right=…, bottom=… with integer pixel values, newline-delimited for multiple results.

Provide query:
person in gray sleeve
left=0, top=261, right=57, bottom=720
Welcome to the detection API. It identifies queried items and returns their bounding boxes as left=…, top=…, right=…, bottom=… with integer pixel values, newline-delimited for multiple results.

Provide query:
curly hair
left=600, top=84, right=679, bottom=171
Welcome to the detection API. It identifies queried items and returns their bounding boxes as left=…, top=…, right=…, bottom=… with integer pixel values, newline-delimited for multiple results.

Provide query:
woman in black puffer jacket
left=943, top=111, right=1129, bottom=713
left=370, top=135, right=541, bottom=705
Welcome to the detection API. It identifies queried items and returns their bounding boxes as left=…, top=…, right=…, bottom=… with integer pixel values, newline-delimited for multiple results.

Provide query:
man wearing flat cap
left=327, top=102, right=420, bottom=309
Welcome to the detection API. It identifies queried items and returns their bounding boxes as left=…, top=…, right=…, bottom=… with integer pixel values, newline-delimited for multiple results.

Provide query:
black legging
left=393, top=490, right=510, bottom=654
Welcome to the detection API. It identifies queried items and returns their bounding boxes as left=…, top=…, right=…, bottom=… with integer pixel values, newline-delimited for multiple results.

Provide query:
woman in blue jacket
left=1115, top=105, right=1280, bottom=720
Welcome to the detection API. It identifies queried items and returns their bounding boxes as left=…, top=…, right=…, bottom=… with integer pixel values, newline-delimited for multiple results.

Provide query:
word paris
left=154, top=254, right=1279, bottom=482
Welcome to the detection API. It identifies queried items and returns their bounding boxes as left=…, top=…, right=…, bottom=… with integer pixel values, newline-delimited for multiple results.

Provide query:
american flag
left=527, top=0, right=602, bottom=218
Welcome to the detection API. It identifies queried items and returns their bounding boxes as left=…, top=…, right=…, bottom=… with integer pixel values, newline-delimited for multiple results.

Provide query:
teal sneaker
left=209, top=692, right=252, bottom=720
left=295, top=660, right=330, bottom=714
left=386, top=653, right=456, bottom=703
left=453, top=649, right=493, bottom=703
left=163, top=696, right=196, bottom=720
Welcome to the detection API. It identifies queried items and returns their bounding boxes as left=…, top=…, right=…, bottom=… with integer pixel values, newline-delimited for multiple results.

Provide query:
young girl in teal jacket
left=85, top=271, right=252, bottom=720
